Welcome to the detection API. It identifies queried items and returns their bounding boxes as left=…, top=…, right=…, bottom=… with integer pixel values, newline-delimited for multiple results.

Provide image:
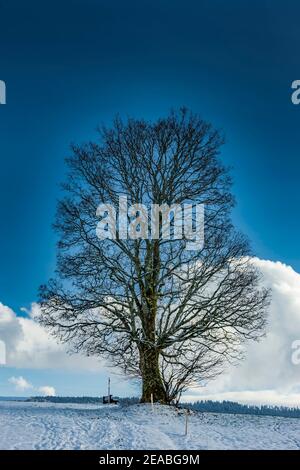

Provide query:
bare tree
left=39, top=108, right=270, bottom=403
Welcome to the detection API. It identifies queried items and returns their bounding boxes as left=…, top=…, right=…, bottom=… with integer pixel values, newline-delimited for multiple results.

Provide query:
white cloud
left=185, top=258, right=300, bottom=406
left=8, top=376, right=33, bottom=391
left=8, top=376, right=56, bottom=397
left=38, top=386, right=56, bottom=397
left=0, top=302, right=102, bottom=371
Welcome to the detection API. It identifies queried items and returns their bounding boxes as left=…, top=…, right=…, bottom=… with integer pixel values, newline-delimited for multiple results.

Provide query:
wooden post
left=185, top=409, right=189, bottom=436
left=151, top=393, right=154, bottom=412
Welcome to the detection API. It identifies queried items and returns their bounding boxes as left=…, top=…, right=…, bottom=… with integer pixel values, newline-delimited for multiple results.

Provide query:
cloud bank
left=0, top=302, right=102, bottom=371
left=184, top=258, right=300, bottom=406
left=1, top=258, right=300, bottom=405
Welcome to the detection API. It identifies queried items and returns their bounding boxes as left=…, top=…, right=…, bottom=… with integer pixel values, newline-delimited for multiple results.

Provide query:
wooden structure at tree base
left=102, top=394, right=118, bottom=405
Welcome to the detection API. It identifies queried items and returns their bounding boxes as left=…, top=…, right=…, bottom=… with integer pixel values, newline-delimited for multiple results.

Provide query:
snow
left=0, top=400, right=299, bottom=450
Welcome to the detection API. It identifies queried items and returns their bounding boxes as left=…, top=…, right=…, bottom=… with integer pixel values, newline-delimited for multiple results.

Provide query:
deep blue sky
left=0, top=0, right=300, bottom=314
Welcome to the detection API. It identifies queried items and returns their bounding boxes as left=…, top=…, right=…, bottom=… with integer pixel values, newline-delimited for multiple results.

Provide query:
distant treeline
left=26, top=396, right=139, bottom=406
left=184, top=400, right=300, bottom=419
left=26, top=396, right=300, bottom=418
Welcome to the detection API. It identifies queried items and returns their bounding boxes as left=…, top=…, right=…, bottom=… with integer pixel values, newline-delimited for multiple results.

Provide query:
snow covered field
left=0, top=400, right=299, bottom=450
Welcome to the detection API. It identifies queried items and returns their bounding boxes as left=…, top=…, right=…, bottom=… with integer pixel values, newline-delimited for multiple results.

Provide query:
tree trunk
left=140, top=240, right=166, bottom=403
left=140, top=347, right=167, bottom=403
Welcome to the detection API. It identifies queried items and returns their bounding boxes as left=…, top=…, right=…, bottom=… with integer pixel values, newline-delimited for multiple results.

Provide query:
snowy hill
left=0, top=400, right=299, bottom=450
